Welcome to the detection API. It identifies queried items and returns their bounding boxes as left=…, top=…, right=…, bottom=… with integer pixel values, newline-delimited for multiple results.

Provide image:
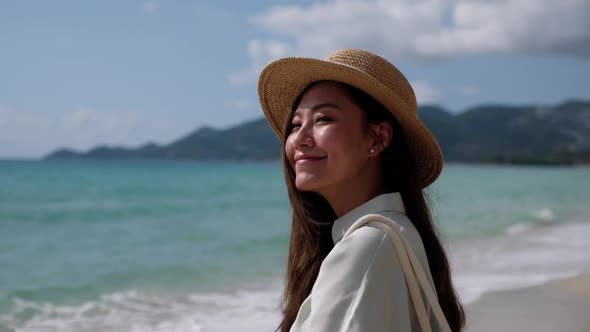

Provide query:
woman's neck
left=321, top=165, right=385, bottom=218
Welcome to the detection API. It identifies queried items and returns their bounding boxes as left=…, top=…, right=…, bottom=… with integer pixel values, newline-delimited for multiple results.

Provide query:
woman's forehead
left=296, top=83, right=352, bottom=110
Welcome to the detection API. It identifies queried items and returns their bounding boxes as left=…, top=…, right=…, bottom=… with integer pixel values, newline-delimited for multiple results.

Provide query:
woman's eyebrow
left=311, top=103, right=340, bottom=112
left=294, top=103, right=340, bottom=117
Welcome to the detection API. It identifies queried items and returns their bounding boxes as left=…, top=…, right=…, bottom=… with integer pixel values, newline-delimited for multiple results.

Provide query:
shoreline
left=2, top=271, right=589, bottom=331
left=448, top=219, right=590, bottom=306
left=464, top=272, right=590, bottom=332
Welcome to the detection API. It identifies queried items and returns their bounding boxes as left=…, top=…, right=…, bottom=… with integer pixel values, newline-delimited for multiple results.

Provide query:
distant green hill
left=44, top=100, right=590, bottom=165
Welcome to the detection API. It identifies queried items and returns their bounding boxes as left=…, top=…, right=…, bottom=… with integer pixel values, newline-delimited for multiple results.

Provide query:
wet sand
left=465, top=273, right=590, bottom=332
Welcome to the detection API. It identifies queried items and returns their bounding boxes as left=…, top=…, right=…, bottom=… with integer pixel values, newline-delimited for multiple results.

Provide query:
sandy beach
left=465, top=273, right=590, bottom=332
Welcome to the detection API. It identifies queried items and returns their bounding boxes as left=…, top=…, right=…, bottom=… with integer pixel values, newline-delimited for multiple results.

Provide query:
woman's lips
left=295, top=157, right=327, bottom=165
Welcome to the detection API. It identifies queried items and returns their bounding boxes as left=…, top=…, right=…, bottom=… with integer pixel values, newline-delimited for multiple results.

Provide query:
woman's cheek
left=317, top=126, right=346, bottom=150
left=315, top=126, right=336, bottom=143
left=284, top=137, right=295, bottom=164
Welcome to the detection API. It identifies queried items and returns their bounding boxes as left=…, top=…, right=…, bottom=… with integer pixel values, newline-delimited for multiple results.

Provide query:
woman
left=258, top=49, right=465, bottom=332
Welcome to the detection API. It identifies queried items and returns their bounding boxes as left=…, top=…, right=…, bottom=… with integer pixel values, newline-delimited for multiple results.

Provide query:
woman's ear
left=368, top=121, right=393, bottom=156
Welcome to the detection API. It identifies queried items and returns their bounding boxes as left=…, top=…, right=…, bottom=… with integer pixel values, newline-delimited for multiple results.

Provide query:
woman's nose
left=291, top=122, right=314, bottom=148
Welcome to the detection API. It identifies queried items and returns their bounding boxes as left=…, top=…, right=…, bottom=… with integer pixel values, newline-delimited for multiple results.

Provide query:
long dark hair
left=276, top=81, right=465, bottom=332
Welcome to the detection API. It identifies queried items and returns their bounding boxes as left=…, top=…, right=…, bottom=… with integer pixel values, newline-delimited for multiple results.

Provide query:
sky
left=1, top=0, right=589, bottom=159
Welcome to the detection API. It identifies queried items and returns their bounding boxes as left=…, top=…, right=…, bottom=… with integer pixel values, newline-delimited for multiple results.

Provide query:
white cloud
left=411, top=80, right=442, bottom=104
left=228, top=39, right=292, bottom=86
left=143, top=1, right=159, bottom=14
left=230, top=0, right=590, bottom=85
left=0, top=106, right=195, bottom=158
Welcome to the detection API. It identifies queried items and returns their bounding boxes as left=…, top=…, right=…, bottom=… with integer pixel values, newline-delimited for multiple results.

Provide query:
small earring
left=370, top=148, right=376, bottom=154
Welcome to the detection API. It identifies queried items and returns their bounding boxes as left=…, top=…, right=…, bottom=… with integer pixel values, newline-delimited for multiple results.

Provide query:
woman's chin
left=295, top=177, right=326, bottom=193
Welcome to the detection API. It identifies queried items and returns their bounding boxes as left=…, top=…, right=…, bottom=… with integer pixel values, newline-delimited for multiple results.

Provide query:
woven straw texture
left=258, top=48, right=443, bottom=188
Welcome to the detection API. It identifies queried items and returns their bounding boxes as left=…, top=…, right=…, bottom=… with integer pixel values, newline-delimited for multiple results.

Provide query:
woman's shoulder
left=334, top=224, right=388, bottom=255
left=337, top=211, right=423, bottom=249
left=314, top=226, right=393, bottom=294
left=299, top=217, right=418, bottom=332
left=377, top=211, right=426, bottom=248
left=365, top=211, right=432, bottom=279
left=330, top=211, right=431, bottom=276
left=324, top=225, right=392, bottom=276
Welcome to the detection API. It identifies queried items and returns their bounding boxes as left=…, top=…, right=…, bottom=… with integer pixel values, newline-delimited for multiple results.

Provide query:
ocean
left=1, top=160, right=589, bottom=331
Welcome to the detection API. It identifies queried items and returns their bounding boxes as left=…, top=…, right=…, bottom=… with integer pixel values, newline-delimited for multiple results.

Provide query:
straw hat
left=257, top=48, right=443, bottom=188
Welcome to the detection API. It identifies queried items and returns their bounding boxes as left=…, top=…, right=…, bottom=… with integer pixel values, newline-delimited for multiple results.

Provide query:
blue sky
left=1, top=0, right=589, bottom=158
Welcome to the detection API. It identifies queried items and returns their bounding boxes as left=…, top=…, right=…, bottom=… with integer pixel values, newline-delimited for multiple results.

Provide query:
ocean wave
left=504, top=207, right=557, bottom=236
left=0, top=283, right=283, bottom=332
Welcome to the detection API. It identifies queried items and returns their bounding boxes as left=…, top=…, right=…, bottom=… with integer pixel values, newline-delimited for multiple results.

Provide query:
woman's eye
left=316, top=116, right=332, bottom=122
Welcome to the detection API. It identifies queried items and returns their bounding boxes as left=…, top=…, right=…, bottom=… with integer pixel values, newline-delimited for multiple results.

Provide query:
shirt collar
left=331, top=192, right=406, bottom=244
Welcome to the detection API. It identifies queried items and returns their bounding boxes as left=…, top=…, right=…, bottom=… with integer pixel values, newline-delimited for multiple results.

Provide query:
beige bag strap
left=342, top=213, right=452, bottom=332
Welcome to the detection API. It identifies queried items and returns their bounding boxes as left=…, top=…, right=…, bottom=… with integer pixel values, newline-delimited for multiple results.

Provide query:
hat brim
left=258, top=57, right=443, bottom=188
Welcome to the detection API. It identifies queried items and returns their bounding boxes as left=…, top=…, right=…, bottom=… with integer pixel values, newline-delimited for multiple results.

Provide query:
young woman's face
left=285, top=81, right=374, bottom=194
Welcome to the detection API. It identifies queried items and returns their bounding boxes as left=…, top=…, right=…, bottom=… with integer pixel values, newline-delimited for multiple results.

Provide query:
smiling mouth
left=295, top=157, right=327, bottom=165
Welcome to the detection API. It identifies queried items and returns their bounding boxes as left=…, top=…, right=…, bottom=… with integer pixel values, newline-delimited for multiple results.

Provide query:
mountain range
left=44, top=100, right=590, bottom=165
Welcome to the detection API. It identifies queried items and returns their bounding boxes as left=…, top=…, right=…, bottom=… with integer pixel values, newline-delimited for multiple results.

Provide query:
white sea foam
left=531, top=207, right=555, bottom=221
left=505, top=222, right=534, bottom=235
left=0, top=282, right=283, bottom=332
left=506, top=207, right=556, bottom=235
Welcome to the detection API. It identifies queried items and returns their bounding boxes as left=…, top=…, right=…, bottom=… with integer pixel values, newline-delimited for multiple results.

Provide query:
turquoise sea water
left=1, top=160, right=589, bottom=331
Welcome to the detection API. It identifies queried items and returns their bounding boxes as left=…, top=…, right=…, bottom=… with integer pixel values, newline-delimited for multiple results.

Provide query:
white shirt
left=289, top=192, right=438, bottom=332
